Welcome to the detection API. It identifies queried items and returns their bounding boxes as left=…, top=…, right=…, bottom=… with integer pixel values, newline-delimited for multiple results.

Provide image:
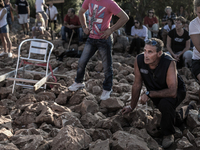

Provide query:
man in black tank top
left=122, top=38, right=186, bottom=149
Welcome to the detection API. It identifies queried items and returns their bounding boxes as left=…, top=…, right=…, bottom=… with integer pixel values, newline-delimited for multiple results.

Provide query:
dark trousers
left=152, top=90, right=186, bottom=136
left=48, top=20, right=57, bottom=30
left=129, top=38, right=145, bottom=54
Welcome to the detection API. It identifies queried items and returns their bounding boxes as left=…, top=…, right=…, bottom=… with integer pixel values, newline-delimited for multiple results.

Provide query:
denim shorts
left=0, top=24, right=9, bottom=33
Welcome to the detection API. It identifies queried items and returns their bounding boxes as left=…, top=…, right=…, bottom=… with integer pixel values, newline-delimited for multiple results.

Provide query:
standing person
left=68, top=0, right=129, bottom=100
left=144, top=8, right=159, bottom=38
left=61, top=8, right=82, bottom=44
left=167, top=16, right=193, bottom=68
left=4, top=0, right=15, bottom=31
left=189, top=0, right=200, bottom=100
left=122, top=38, right=186, bottom=149
left=0, top=0, right=12, bottom=57
left=129, top=17, right=148, bottom=55
left=15, top=0, right=30, bottom=35
left=35, top=0, right=48, bottom=30
left=46, top=2, right=58, bottom=30
left=124, top=9, right=134, bottom=35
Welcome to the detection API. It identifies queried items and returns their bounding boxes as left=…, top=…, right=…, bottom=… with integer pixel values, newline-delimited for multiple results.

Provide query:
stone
left=187, top=110, right=200, bottom=128
left=0, top=115, right=12, bottom=130
left=195, top=137, right=200, bottom=148
left=55, top=90, right=72, bottom=105
left=0, top=87, right=12, bottom=99
left=92, top=85, right=101, bottom=95
left=100, top=97, right=124, bottom=111
left=35, top=106, right=54, bottom=124
left=54, top=112, right=83, bottom=128
left=51, top=125, right=92, bottom=150
left=11, top=135, right=43, bottom=150
left=111, top=131, right=149, bottom=150
left=0, top=143, right=19, bottom=150
left=50, top=102, right=71, bottom=113
left=68, top=89, right=88, bottom=105
left=94, top=61, right=103, bottom=72
left=177, top=136, right=193, bottom=149
left=80, top=113, right=99, bottom=128
left=129, top=128, right=160, bottom=150
left=89, top=139, right=110, bottom=150
left=80, top=100, right=99, bottom=115
left=0, top=128, right=13, bottom=141
left=87, top=128, right=112, bottom=141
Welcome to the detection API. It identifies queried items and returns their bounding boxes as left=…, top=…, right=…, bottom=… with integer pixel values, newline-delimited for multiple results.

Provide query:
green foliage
left=116, top=0, right=195, bottom=23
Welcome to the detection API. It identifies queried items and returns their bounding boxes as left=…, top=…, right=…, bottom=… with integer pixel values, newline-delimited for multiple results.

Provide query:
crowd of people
left=0, top=0, right=58, bottom=56
left=0, top=0, right=199, bottom=149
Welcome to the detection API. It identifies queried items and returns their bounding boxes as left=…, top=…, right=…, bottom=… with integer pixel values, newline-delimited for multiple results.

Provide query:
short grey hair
left=165, top=6, right=172, bottom=13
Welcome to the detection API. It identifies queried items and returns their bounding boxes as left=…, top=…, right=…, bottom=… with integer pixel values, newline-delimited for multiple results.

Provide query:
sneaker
left=162, top=134, right=174, bottom=148
left=68, top=82, right=85, bottom=91
left=8, top=52, right=12, bottom=58
left=0, top=52, right=6, bottom=56
left=100, top=89, right=112, bottom=100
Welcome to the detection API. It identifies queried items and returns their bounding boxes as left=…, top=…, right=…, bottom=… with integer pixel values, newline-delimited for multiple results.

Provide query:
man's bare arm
left=149, top=61, right=177, bottom=98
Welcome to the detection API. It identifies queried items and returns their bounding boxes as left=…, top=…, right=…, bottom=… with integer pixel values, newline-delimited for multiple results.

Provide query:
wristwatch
left=146, top=91, right=151, bottom=98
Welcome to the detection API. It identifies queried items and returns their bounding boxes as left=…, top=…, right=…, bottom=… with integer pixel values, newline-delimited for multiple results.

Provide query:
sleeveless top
left=35, top=18, right=45, bottom=27
left=137, top=53, right=186, bottom=93
left=0, top=8, right=7, bottom=28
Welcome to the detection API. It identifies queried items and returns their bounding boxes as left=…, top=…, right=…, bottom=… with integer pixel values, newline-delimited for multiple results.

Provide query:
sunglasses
left=134, top=22, right=139, bottom=24
left=149, top=12, right=154, bottom=14
left=145, top=39, right=158, bottom=46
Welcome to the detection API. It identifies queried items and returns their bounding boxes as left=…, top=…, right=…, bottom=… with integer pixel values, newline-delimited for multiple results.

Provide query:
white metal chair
left=10, top=39, right=56, bottom=93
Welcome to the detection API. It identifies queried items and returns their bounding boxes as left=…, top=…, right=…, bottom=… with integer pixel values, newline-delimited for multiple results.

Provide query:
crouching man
left=122, top=38, right=186, bottom=149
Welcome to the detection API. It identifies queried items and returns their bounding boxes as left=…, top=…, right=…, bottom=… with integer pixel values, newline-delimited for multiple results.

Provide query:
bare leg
left=4, top=33, right=12, bottom=53
left=0, top=34, right=6, bottom=52
left=25, top=23, right=29, bottom=33
left=21, top=24, right=25, bottom=33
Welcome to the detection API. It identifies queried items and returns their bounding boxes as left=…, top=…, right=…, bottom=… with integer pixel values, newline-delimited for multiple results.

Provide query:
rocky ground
left=0, top=17, right=200, bottom=150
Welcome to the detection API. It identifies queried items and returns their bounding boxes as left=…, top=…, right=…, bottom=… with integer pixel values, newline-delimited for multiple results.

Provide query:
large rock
left=111, top=131, right=149, bottom=150
left=51, top=125, right=92, bottom=150
left=0, top=128, right=13, bottom=141
left=11, top=135, right=43, bottom=150
left=80, top=100, right=99, bottom=115
left=89, top=139, right=110, bottom=150
left=0, top=143, right=19, bottom=150
left=80, top=113, right=99, bottom=128
left=0, top=115, right=12, bottom=130
left=54, top=112, right=83, bottom=128
left=55, top=90, right=72, bottom=105
left=100, top=97, right=124, bottom=111
left=68, top=89, right=88, bottom=105
left=129, top=128, right=160, bottom=150
left=187, top=110, right=200, bottom=128
left=87, top=128, right=112, bottom=141
left=177, top=136, right=193, bottom=149
left=35, top=106, right=54, bottom=124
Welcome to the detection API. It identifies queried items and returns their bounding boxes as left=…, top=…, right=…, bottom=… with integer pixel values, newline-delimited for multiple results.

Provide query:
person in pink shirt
left=68, top=0, right=129, bottom=100
left=144, top=9, right=159, bottom=39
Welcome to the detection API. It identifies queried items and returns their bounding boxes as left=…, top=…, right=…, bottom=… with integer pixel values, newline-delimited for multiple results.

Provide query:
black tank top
left=137, top=53, right=186, bottom=92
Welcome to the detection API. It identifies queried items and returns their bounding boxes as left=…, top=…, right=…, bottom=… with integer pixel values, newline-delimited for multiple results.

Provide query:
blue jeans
left=75, top=37, right=113, bottom=91
left=61, top=26, right=83, bottom=42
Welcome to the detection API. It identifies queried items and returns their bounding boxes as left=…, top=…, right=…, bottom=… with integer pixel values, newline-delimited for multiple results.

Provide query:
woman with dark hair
left=144, top=9, right=159, bottom=38
left=167, top=16, right=193, bottom=68
left=0, top=0, right=12, bottom=57
left=176, top=5, right=188, bottom=19
left=162, top=18, right=176, bottom=46
left=129, top=17, right=148, bottom=55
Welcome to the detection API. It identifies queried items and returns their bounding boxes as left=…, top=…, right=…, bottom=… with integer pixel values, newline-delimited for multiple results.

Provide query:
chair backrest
left=28, top=41, right=48, bottom=61
left=18, top=39, right=54, bottom=62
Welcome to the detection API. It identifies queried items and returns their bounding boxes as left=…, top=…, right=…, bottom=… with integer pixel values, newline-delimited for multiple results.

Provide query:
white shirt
left=163, top=24, right=176, bottom=32
left=189, top=17, right=200, bottom=60
left=35, top=0, right=45, bottom=12
left=0, top=8, right=7, bottom=28
left=46, top=5, right=58, bottom=20
left=131, top=25, right=148, bottom=41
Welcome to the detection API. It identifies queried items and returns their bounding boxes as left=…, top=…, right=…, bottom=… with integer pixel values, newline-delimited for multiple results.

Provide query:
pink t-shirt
left=82, top=0, right=122, bottom=39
